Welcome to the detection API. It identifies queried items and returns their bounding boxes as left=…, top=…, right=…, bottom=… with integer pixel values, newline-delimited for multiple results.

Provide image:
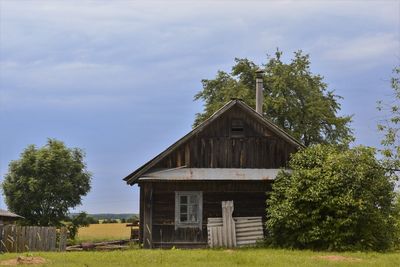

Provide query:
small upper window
left=231, top=119, right=244, bottom=137
left=175, top=191, right=202, bottom=229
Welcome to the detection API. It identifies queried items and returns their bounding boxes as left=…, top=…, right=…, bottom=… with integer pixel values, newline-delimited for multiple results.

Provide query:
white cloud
left=0, top=0, right=398, bottom=109
left=313, top=33, right=399, bottom=70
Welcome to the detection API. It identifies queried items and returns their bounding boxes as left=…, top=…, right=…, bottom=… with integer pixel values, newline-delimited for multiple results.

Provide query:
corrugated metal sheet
left=139, top=168, right=289, bottom=181
left=207, top=217, right=264, bottom=247
left=0, top=209, right=23, bottom=218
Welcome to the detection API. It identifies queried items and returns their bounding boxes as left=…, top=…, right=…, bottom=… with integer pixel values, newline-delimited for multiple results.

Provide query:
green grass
left=1, top=248, right=399, bottom=267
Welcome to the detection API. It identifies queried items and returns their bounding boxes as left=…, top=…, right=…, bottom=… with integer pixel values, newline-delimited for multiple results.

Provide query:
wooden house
left=123, top=95, right=303, bottom=248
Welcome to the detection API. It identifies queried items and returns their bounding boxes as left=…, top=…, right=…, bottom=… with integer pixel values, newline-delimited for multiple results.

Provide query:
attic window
left=231, top=119, right=244, bottom=137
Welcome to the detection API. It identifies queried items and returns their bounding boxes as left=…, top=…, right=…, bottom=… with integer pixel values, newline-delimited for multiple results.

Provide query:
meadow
left=1, top=248, right=399, bottom=267
left=76, top=223, right=132, bottom=242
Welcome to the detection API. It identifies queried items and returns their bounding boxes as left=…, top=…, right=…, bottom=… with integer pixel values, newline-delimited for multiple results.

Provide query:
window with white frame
left=175, top=191, right=202, bottom=229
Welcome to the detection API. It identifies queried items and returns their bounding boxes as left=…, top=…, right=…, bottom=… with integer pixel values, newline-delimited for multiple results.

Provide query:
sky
left=0, top=0, right=399, bottom=214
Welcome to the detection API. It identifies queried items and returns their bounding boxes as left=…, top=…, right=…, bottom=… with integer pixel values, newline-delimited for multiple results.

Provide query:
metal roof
left=0, top=209, right=23, bottom=218
left=139, top=168, right=289, bottom=181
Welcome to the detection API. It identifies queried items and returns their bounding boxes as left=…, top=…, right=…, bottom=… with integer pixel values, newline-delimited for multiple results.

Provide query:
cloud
left=316, top=33, right=399, bottom=68
left=0, top=0, right=398, bottom=108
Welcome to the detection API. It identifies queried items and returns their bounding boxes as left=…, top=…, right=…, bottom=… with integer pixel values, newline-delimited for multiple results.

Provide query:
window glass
left=180, top=213, right=187, bottom=222
left=189, top=195, right=197, bottom=204
left=180, top=205, right=187, bottom=213
left=175, top=192, right=202, bottom=228
left=180, top=195, right=187, bottom=204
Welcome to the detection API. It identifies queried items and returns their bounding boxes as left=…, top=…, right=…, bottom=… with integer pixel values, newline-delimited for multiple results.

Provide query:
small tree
left=266, top=144, right=397, bottom=251
left=2, top=139, right=91, bottom=226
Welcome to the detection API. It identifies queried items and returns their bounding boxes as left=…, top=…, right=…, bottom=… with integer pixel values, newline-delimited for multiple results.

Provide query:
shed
left=0, top=209, right=23, bottom=225
left=123, top=98, right=303, bottom=248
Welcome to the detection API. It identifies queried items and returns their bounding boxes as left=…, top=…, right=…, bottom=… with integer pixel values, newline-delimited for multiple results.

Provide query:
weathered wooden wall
left=152, top=106, right=297, bottom=170
left=139, top=181, right=271, bottom=248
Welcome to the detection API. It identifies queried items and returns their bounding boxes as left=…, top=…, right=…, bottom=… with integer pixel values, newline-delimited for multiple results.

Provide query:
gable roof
left=123, top=99, right=304, bottom=185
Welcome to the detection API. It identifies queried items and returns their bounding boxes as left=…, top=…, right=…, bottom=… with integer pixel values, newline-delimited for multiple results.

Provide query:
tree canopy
left=2, top=139, right=91, bottom=226
left=378, top=66, right=400, bottom=177
left=194, top=50, right=352, bottom=146
left=266, top=144, right=398, bottom=251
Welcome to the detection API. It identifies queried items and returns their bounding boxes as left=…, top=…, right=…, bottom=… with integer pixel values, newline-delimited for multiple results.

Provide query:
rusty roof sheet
left=0, top=209, right=23, bottom=218
left=139, top=168, right=289, bottom=181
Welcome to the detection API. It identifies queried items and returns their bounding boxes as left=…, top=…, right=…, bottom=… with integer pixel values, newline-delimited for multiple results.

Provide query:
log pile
left=66, top=239, right=131, bottom=251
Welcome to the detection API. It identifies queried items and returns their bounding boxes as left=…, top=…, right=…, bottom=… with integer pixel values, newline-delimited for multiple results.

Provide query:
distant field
left=77, top=223, right=133, bottom=242
left=1, top=249, right=400, bottom=267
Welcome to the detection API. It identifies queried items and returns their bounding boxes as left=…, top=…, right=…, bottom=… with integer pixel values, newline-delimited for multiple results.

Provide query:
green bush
left=266, top=144, right=398, bottom=251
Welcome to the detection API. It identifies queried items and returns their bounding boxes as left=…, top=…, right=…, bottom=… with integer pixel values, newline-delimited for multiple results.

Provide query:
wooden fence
left=0, top=225, right=68, bottom=252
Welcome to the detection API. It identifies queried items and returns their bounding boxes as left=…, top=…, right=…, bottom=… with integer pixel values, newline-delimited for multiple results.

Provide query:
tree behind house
left=194, top=50, right=352, bottom=146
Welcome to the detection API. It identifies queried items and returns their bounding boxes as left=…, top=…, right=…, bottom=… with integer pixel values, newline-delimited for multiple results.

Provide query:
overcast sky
left=0, top=0, right=399, bottom=214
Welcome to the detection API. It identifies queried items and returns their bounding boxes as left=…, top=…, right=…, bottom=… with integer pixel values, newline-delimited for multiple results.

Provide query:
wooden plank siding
left=139, top=181, right=271, bottom=248
left=152, top=106, right=297, bottom=170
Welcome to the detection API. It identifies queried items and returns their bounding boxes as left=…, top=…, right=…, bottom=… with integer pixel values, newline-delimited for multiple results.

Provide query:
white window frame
left=175, top=191, right=202, bottom=230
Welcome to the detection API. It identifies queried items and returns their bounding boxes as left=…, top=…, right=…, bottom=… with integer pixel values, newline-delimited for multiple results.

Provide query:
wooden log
left=66, top=247, right=83, bottom=251
left=94, top=245, right=129, bottom=250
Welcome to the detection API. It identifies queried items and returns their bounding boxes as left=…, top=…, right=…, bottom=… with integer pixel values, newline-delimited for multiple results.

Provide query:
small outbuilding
left=0, top=209, right=23, bottom=225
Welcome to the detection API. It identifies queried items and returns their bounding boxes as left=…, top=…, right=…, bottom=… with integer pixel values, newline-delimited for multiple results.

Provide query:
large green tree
left=266, top=144, right=397, bottom=251
left=194, top=50, right=352, bottom=146
left=2, top=139, right=91, bottom=226
left=378, top=66, right=400, bottom=176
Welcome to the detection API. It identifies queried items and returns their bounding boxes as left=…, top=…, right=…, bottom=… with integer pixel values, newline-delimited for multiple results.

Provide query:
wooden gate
left=0, top=225, right=68, bottom=252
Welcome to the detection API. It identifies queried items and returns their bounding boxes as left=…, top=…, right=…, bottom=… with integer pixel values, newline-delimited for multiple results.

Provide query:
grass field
left=76, top=223, right=131, bottom=242
left=1, top=248, right=399, bottom=267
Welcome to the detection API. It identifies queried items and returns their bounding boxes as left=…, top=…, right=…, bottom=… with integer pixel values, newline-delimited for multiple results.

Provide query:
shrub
left=266, top=145, right=398, bottom=251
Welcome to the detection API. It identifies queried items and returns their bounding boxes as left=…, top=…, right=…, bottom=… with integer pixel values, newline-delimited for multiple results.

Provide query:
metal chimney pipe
left=255, top=69, right=264, bottom=115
